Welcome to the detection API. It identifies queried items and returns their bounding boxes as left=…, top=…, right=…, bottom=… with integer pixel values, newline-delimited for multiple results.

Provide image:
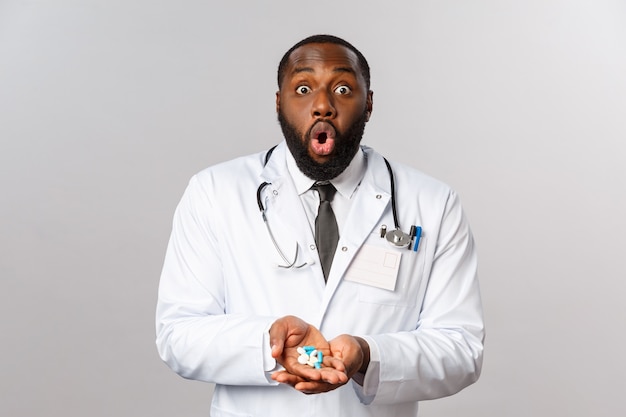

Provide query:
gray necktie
left=313, top=182, right=339, bottom=281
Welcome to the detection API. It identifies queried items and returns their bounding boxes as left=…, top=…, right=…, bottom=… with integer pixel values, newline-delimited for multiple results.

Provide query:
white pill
left=297, top=347, right=306, bottom=355
left=297, top=354, right=309, bottom=365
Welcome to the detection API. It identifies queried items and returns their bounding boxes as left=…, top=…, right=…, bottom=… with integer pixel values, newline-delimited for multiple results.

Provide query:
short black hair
left=277, top=34, right=371, bottom=90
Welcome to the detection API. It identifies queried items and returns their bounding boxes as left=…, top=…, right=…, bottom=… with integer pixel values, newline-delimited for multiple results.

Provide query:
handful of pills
left=297, top=346, right=323, bottom=369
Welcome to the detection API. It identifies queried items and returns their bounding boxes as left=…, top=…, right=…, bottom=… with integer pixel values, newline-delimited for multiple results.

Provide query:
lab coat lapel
left=260, top=145, right=394, bottom=319
left=319, top=149, right=392, bottom=313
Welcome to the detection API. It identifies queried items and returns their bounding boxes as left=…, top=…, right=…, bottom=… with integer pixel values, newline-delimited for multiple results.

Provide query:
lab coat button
left=341, top=246, right=348, bottom=252
left=376, top=194, right=382, bottom=199
left=273, top=190, right=278, bottom=196
left=310, top=244, right=316, bottom=250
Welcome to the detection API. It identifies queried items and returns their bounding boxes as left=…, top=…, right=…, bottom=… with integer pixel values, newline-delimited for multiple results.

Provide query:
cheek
left=336, top=110, right=362, bottom=132
left=285, top=100, right=309, bottom=119
left=283, top=103, right=311, bottom=130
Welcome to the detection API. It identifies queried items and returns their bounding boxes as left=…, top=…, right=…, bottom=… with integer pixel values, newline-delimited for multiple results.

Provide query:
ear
left=365, top=90, right=374, bottom=122
left=275, top=91, right=281, bottom=113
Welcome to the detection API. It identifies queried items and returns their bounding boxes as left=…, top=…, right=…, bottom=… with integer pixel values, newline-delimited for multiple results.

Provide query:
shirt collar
left=286, top=145, right=367, bottom=199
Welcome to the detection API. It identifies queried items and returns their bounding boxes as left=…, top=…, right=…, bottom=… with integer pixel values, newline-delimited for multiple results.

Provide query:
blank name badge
left=344, top=244, right=401, bottom=291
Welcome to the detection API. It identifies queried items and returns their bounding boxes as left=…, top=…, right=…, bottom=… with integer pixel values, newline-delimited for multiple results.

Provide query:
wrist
left=354, top=336, right=370, bottom=374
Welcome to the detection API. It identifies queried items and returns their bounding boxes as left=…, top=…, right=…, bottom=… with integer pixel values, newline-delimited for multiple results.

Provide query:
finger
left=323, top=356, right=347, bottom=373
left=294, top=380, right=340, bottom=394
left=283, top=364, right=324, bottom=381
left=283, top=359, right=347, bottom=383
left=318, top=368, right=349, bottom=385
left=271, top=370, right=303, bottom=386
left=269, top=322, right=286, bottom=358
left=270, top=341, right=284, bottom=359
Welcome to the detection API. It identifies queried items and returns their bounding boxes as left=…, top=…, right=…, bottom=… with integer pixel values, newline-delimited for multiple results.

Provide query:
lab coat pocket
left=353, top=234, right=427, bottom=307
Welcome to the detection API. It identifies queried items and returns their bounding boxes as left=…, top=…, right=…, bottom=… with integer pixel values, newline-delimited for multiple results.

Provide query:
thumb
left=270, top=339, right=284, bottom=358
left=269, top=321, right=286, bottom=358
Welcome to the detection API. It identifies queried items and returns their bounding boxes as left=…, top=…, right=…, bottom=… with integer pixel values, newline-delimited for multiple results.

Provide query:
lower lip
left=310, top=137, right=335, bottom=156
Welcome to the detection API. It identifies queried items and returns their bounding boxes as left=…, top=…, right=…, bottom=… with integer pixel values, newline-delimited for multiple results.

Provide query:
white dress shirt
left=285, top=148, right=367, bottom=236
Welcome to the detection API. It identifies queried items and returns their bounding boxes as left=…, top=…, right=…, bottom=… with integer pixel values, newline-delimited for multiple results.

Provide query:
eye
left=296, top=85, right=311, bottom=95
left=334, top=85, right=352, bottom=95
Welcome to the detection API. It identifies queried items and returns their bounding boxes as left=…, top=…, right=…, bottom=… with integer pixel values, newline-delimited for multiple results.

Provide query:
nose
left=311, top=89, right=336, bottom=119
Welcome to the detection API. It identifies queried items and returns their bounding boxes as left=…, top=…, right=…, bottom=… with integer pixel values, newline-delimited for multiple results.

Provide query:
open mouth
left=309, top=122, right=336, bottom=157
left=310, top=121, right=336, bottom=142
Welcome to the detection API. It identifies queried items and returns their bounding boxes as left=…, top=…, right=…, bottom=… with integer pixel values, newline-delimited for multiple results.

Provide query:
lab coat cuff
left=262, top=321, right=281, bottom=384
left=352, top=335, right=380, bottom=404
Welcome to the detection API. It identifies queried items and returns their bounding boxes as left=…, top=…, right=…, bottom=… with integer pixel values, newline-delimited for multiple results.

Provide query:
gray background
left=1, top=0, right=625, bottom=416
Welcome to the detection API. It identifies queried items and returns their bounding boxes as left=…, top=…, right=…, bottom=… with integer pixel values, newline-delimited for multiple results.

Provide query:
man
left=156, top=34, right=484, bottom=416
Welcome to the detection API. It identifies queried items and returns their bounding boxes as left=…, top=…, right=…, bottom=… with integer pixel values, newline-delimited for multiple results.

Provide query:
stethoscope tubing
left=257, top=146, right=401, bottom=230
left=256, top=145, right=412, bottom=266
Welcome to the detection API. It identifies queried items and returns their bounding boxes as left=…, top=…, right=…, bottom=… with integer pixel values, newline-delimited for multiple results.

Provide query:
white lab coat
left=156, top=142, right=484, bottom=417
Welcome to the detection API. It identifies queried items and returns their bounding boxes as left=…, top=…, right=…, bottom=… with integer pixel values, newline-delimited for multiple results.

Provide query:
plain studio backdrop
left=1, top=1, right=624, bottom=416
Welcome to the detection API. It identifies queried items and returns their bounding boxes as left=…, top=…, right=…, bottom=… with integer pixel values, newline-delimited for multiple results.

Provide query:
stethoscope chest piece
left=385, top=229, right=411, bottom=248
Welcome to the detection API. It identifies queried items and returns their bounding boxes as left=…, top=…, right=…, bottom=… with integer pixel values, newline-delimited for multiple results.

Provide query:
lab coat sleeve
left=155, top=175, right=278, bottom=385
left=354, top=189, right=484, bottom=404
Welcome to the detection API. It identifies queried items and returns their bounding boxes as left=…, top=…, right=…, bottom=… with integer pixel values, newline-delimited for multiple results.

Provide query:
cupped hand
left=269, top=316, right=349, bottom=393
left=328, top=334, right=366, bottom=379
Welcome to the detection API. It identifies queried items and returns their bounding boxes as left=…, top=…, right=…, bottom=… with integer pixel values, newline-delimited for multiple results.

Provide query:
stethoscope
left=256, top=145, right=419, bottom=269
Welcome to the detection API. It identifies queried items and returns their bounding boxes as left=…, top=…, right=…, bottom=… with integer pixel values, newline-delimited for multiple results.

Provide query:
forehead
left=283, top=43, right=362, bottom=82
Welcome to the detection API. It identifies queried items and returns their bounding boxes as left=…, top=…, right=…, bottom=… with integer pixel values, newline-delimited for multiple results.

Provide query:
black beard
left=278, top=109, right=368, bottom=181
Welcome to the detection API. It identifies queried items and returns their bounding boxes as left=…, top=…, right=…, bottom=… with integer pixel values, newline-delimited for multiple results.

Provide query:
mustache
left=307, top=119, right=338, bottom=140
